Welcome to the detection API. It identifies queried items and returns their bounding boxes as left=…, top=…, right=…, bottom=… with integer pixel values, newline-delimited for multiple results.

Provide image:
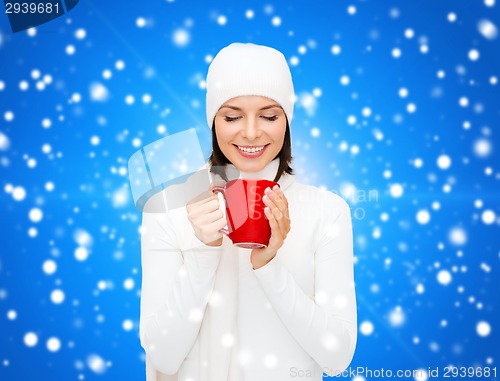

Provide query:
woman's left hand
left=251, top=185, right=291, bottom=269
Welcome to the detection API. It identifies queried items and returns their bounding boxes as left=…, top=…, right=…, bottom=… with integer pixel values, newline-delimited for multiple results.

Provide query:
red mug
left=212, top=179, right=279, bottom=249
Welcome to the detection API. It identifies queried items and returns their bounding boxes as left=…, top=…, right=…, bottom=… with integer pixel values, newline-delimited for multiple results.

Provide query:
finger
left=262, top=194, right=272, bottom=207
left=271, top=206, right=289, bottom=237
left=187, top=189, right=214, bottom=205
left=265, top=207, right=283, bottom=248
left=264, top=197, right=289, bottom=237
left=194, top=197, right=221, bottom=214
left=269, top=189, right=290, bottom=237
left=205, top=227, right=223, bottom=243
left=263, top=195, right=286, bottom=236
left=207, top=215, right=228, bottom=232
left=196, top=208, right=225, bottom=225
left=188, top=193, right=217, bottom=207
left=264, top=187, right=289, bottom=215
left=264, top=206, right=275, bottom=232
left=262, top=193, right=279, bottom=212
left=266, top=206, right=283, bottom=237
left=264, top=188, right=288, bottom=214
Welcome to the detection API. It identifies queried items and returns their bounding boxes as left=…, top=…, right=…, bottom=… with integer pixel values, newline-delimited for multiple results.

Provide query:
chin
left=231, top=158, right=269, bottom=173
left=234, top=160, right=269, bottom=172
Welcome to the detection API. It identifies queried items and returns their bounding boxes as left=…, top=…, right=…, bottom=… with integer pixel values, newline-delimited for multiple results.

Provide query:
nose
left=240, top=117, right=261, bottom=140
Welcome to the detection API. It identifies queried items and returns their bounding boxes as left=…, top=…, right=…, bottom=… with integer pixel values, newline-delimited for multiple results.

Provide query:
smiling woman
left=139, top=42, right=357, bottom=381
left=210, top=96, right=293, bottom=178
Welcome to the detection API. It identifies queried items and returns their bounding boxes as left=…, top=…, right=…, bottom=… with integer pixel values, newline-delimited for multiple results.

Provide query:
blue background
left=0, top=0, right=498, bottom=380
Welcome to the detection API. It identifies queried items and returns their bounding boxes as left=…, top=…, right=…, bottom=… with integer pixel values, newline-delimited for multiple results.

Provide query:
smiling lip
left=234, top=144, right=269, bottom=158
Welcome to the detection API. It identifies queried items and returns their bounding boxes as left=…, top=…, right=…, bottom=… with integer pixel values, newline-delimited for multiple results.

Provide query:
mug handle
left=211, top=185, right=230, bottom=236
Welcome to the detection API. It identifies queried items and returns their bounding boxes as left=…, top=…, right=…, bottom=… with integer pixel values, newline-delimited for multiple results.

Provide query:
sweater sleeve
left=253, top=197, right=357, bottom=376
left=139, top=209, right=223, bottom=375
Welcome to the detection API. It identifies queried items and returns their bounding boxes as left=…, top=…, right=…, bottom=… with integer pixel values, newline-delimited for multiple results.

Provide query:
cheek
left=215, top=125, right=232, bottom=146
left=268, top=123, right=287, bottom=143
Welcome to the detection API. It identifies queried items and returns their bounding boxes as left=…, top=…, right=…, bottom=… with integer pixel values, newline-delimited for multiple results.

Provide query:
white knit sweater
left=139, top=159, right=357, bottom=381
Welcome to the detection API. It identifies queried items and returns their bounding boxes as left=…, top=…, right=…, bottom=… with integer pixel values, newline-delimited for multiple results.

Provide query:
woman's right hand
left=186, top=193, right=227, bottom=246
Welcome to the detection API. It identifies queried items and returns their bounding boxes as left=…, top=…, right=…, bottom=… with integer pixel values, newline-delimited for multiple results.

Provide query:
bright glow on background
left=0, top=1, right=498, bottom=380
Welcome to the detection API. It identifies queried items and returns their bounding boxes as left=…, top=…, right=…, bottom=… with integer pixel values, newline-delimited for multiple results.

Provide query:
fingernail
left=263, top=195, right=270, bottom=202
left=273, top=185, right=280, bottom=191
left=265, top=187, right=272, bottom=194
left=264, top=206, right=270, bottom=213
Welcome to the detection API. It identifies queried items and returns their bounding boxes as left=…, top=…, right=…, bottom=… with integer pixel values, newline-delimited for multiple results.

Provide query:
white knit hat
left=206, top=42, right=295, bottom=129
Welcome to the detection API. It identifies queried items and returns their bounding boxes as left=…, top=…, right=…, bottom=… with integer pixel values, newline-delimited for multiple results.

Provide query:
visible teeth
left=237, top=145, right=265, bottom=153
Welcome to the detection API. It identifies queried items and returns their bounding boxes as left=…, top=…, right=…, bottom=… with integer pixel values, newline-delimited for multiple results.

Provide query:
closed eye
left=263, top=116, right=278, bottom=121
left=224, top=116, right=240, bottom=122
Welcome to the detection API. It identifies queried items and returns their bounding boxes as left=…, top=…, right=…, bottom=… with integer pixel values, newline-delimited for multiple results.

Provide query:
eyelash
left=224, top=116, right=278, bottom=122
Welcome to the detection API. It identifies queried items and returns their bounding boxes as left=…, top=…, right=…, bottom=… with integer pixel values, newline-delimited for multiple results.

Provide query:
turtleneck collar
left=216, top=158, right=295, bottom=191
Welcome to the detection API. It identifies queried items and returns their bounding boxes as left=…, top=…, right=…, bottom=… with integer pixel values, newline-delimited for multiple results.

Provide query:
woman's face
left=214, top=95, right=287, bottom=173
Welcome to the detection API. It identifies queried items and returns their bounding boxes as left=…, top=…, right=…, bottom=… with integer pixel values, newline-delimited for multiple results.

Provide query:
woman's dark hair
left=208, top=118, right=294, bottom=182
